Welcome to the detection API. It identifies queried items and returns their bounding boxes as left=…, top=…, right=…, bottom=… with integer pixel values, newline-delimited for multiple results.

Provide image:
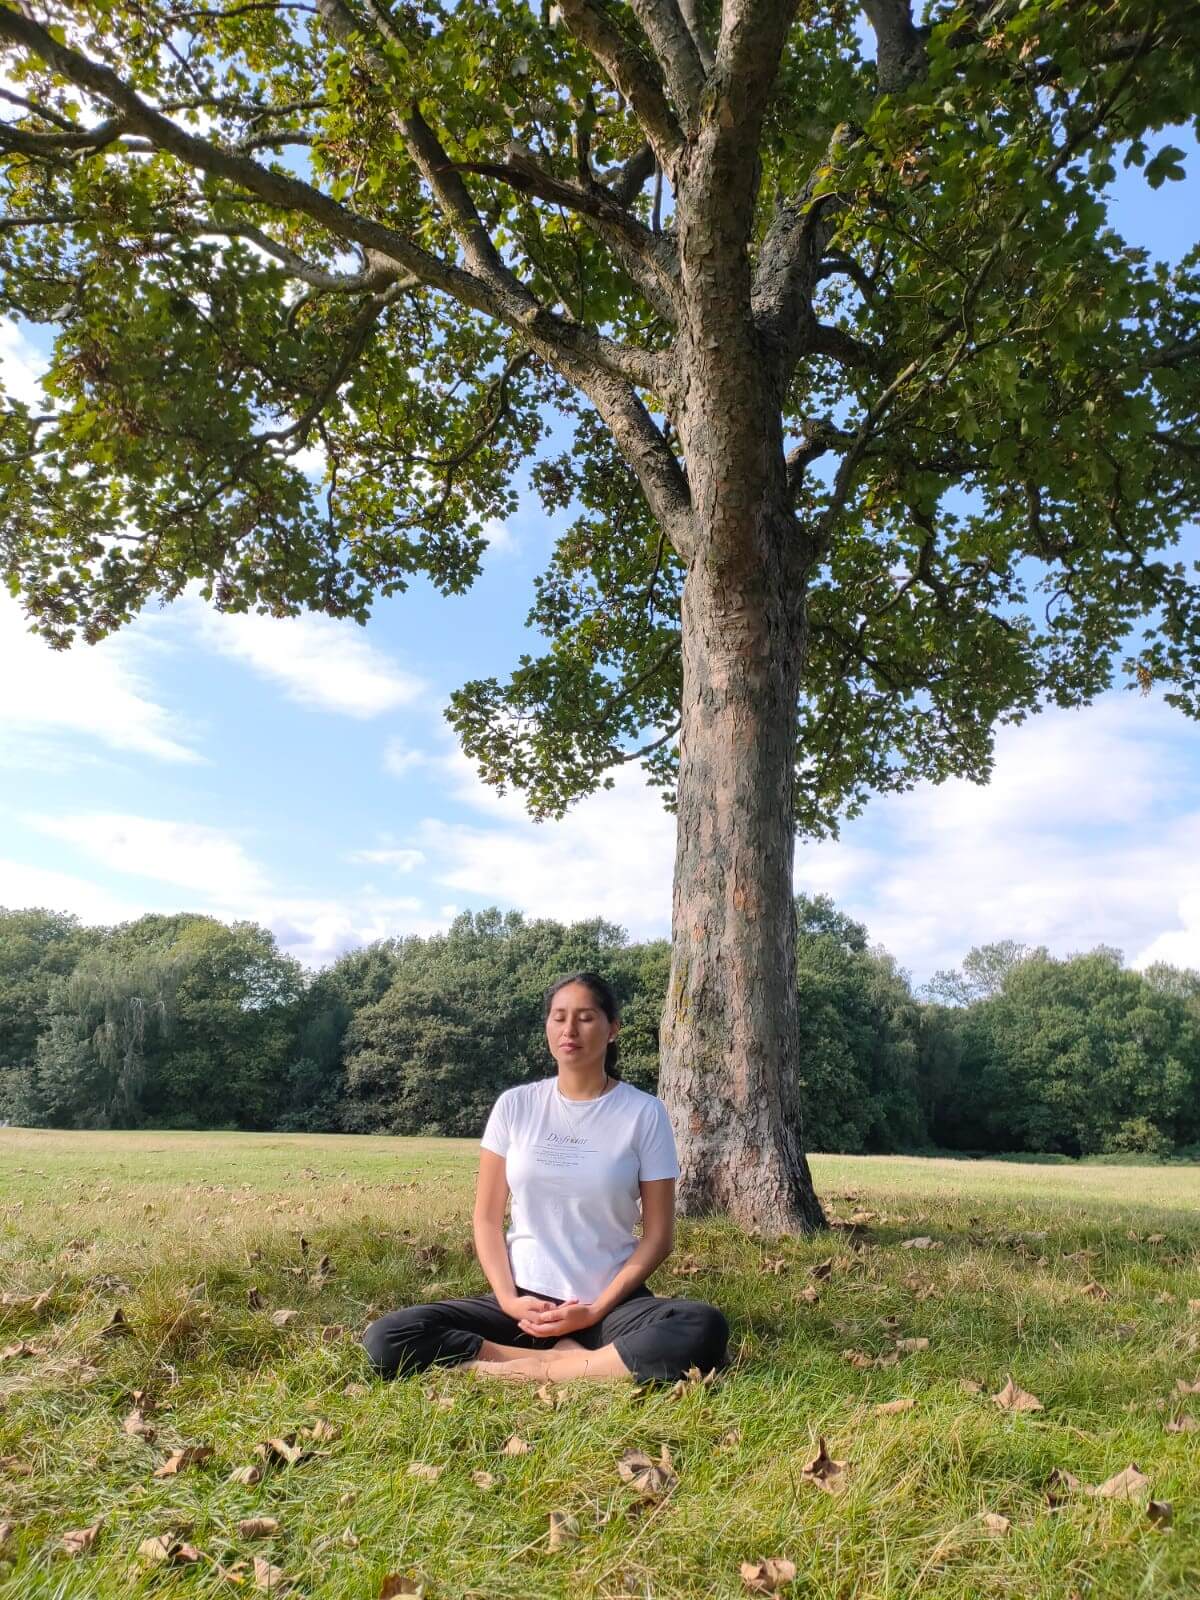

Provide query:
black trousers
left=363, top=1284, right=730, bottom=1384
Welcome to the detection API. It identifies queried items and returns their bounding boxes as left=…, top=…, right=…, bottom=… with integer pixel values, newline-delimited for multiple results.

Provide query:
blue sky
left=1, top=141, right=1198, bottom=987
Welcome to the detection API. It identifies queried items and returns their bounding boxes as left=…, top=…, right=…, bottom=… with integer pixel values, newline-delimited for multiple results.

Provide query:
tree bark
left=657, top=473, right=826, bottom=1234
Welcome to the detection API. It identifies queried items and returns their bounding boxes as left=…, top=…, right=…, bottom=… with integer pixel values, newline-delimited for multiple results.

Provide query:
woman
left=363, top=972, right=730, bottom=1384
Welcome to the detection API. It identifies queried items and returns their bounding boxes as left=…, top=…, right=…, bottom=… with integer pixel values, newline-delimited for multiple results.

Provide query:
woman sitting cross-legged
left=362, top=971, right=731, bottom=1385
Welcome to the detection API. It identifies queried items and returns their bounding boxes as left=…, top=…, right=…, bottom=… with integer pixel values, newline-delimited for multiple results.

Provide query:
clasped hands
left=505, top=1292, right=599, bottom=1339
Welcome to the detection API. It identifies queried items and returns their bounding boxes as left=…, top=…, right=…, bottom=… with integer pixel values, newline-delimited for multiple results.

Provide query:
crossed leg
left=465, top=1336, right=631, bottom=1382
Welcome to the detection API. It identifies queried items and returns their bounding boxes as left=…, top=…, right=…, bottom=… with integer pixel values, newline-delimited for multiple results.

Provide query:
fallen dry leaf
left=379, top=1575, right=424, bottom=1598
left=740, top=1556, right=796, bottom=1593
left=718, top=1426, right=742, bottom=1447
left=901, top=1237, right=938, bottom=1250
left=301, top=1418, right=341, bottom=1442
left=0, top=1340, right=45, bottom=1363
left=798, top=1284, right=820, bottom=1304
left=1046, top=1467, right=1081, bottom=1507
left=341, top=1527, right=360, bottom=1549
left=616, top=1445, right=677, bottom=1499
left=895, top=1337, right=930, bottom=1353
left=255, top=1436, right=307, bottom=1468
left=154, top=1444, right=213, bottom=1478
left=809, top=1258, right=834, bottom=1280
left=1176, top=1377, right=1200, bottom=1395
left=535, top=1382, right=565, bottom=1408
left=875, top=1398, right=915, bottom=1415
left=1165, top=1414, right=1197, bottom=1433
left=407, top=1462, right=442, bottom=1481
left=123, top=1408, right=156, bottom=1442
left=319, top=1324, right=348, bottom=1344
left=761, top=1257, right=787, bottom=1276
left=1148, top=1499, right=1173, bottom=1528
left=229, top=1463, right=263, bottom=1486
left=471, top=1470, right=495, bottom=1490
left=247, top=1287, right=266, bottom=1311
left=343, top=1381, right=369, bottom=1398
left=253, top=1553, right=291, bottom=1592
left=842, top=1348, right=898, bottom=1370
left=1081, top=1281, right=1111, bottom=1301
left=992, top=1377, right=1043, bottom=1413
left=137, top=1534, right=201, bottom=1566
left=99, top=1308, right=132, bottom=1339
left=980, top=1512, right=1011, bottom=1535
left=501, top=1434, right=530, bottom=1456
left=0, top=1455, right=33, bottom=1477
left=800, top=1438, right=846, bottom=1493
left=61, top=1521, right=102, bottom=1556
left=270, top=1309, right=299, bottom=1328
left=239, top=1517, right=282, bottom=1538
left=0, top=1521, right=12, bottom=1556
left=960, top=1379, right=984, bottom=1394
left=1087, top=1464, right=1150, bottom=1501
left=547, top=1510, right=580, bottom=1551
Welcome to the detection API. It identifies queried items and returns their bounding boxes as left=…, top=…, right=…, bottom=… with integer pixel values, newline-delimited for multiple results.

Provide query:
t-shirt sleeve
left=638, top=1098, right=681, bottom=1181
left=480, top=1092, right=512, bottom=1157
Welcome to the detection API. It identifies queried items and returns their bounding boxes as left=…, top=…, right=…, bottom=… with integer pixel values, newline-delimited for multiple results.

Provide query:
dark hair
left=543, top=971, right=622, bottom=1078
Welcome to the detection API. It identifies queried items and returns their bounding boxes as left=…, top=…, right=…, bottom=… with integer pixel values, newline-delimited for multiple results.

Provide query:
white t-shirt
left=479, top=1076, right=680, bottom=1303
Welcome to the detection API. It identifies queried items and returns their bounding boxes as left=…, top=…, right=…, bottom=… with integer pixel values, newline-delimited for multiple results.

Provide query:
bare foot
left=471, top=1354, right=553, bottom=1381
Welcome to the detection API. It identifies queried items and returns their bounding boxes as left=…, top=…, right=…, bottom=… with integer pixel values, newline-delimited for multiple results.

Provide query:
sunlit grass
left=1, top=1130, right=1198, bottom=1598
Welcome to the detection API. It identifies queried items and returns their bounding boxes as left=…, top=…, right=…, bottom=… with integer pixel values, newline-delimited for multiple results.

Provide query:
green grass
left=1, top=1129, right=1198, bottom=1599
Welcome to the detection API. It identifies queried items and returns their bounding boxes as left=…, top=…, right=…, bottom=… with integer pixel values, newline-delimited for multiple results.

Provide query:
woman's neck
left=556, top=1063, right=611, bottom=1101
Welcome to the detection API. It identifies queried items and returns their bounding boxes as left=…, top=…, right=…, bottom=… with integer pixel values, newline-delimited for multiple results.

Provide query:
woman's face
left=545, top=982, right=618, bottom=1073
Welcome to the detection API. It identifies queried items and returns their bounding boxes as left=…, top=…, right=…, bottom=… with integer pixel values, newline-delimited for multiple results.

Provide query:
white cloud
left=187, top=602, right=426, bottom=718
left=383, top=737, right=430, bottom=777
left=241, top=892, right=439, bottom=967
left=8, top=807, right=445, bottom=967
left=410, top=695, right=1200, bottom=981
left=346, top=846, right=425, bottom=871
left=28, top=813, right=270, bottom=897
left=0, top=858, right=149, bottom=926
left=0, top=319, right=47, bottom=407
left=482, top=516, right=519, bottom=556
left=799, top=695, right=1200, bottom=982
left=287, top=440, right=327, bottom=478
left=0, top=594, right=201, bottom=767
left=420, top=756, right=676, bottom=937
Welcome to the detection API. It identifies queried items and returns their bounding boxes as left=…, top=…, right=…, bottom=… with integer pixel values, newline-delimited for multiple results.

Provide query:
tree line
left=2, top=899, right=1197, bottom=1160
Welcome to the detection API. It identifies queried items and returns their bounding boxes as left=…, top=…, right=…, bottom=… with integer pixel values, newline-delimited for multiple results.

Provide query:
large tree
left=1, top=1, right=1197, bottom=1229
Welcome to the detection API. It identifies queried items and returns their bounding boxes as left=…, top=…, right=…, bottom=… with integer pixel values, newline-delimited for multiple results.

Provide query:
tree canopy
left=0, top=0, right=1196, bottom=833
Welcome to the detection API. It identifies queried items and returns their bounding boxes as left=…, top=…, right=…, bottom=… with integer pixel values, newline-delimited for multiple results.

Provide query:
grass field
left=1, top=1128, right=1198, bottom=1599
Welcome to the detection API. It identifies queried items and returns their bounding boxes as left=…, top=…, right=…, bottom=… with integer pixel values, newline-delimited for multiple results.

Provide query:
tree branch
left=554, top=0, right=685, bottom=175
left=678, top=0, right=715, bottom=72
left=628, top=0, right=707, bottom=128
left=0, top=1, right=690, bottom=550
left=451, top=147, right=680, bottom=322
left=860, top=0, right=927, bottom=93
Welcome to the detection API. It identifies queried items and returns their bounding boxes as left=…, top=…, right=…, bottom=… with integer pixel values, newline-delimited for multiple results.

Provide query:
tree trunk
left=657, top=488, right=825, bottom=1234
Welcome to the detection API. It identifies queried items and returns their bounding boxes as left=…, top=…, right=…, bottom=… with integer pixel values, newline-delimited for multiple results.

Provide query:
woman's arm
left=472, top=1149, right=521, bottom=1313
left=589, top=1177, right=676, bottom=1317
left=514, top=1178, right=677, bottom=1337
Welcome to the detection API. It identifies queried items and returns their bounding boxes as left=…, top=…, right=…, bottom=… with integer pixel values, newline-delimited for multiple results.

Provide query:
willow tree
left=1, top=1, right=1197, bottom=1229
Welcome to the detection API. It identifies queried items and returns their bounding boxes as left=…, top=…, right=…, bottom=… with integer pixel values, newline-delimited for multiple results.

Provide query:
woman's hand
left=513, top=1298, right=599, bottom=1339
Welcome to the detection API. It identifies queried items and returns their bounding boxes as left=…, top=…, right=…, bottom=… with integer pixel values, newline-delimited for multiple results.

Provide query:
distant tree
left=28, top=944, right=183, bottom=1126
left=0, top=907, right=103, bottom=1117
left=962, top=949, right=1197, bottom=1154
left=339, top=909, right=640, bottom=1134
left=925, top=940, right=1049, bottom=1006
left=793, top=896, right=926, bottom=1152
